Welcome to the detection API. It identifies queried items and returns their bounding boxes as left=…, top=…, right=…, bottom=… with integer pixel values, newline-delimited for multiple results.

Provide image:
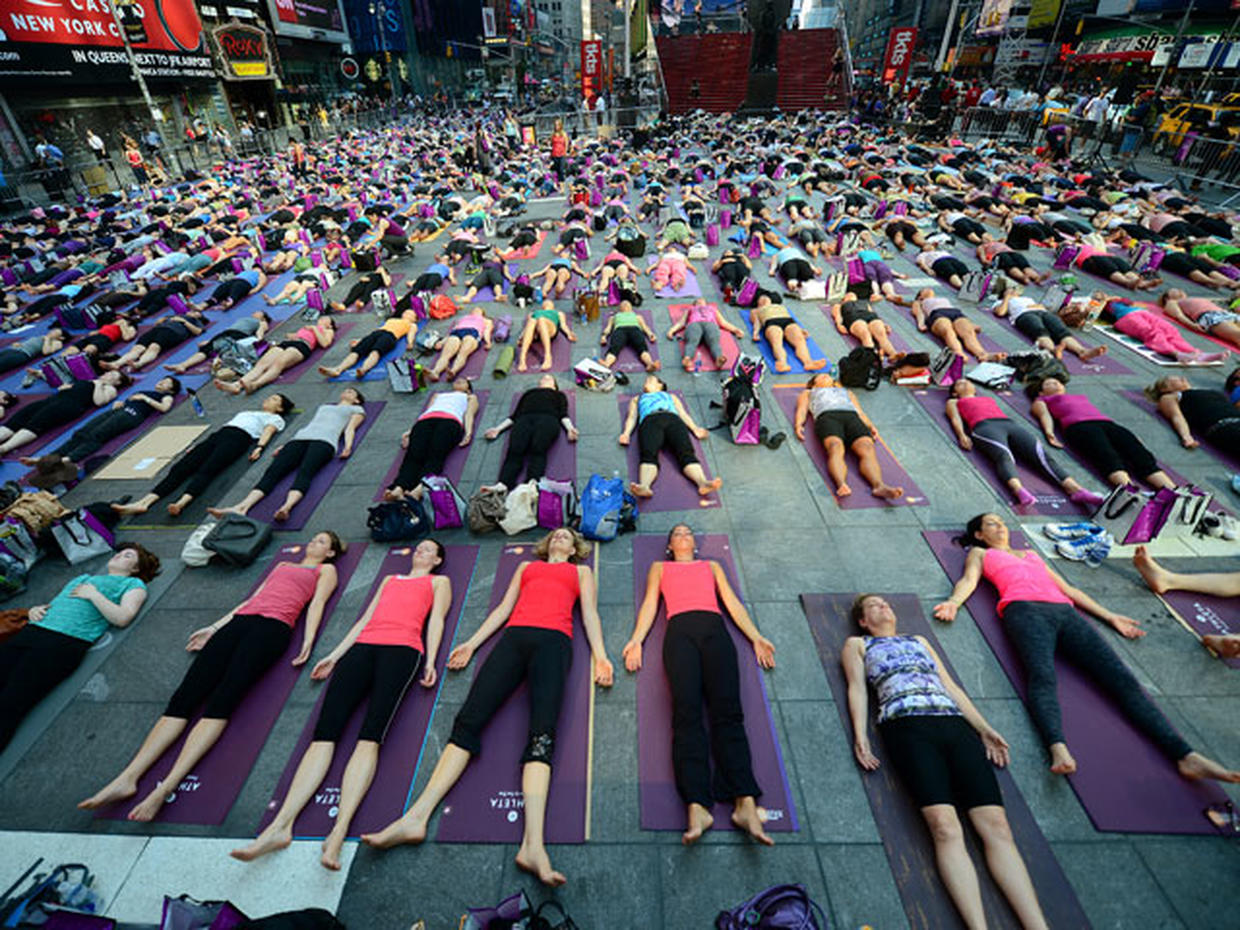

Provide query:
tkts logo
left=881, top=26, right=917, bottom=85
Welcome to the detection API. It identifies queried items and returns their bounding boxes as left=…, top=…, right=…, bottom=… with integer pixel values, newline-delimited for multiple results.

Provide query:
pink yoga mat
left=607, top=307, right=662, bottom=373
left=434, top=543, right=594, bottom=844
left=93, top=542, right=368, bottom=826
left=770, top=385, right=927, bottom=509
left=503, top=230, right=548, bottom=261
left=1158, top=589, right=1240, bottom=670
left=615, top=391, right=721, bottom=513
left=255, top=544, right=481, bottom=838
left=374, top=390, right=490, bottom=500
left=922, top=529, right=1229, bottom=834
left=666, top=303, right=741, bottom=371
left=246, top=401, right=385, bottom=530
left=630, top=534, right=798, bottom=834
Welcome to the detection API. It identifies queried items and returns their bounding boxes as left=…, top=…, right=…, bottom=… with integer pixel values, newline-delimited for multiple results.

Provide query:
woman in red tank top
left=234, top=538, right=452, bottom=870
left=362, top=527, right=614, bottom=888
left=623, top=524, right=776, bottom=846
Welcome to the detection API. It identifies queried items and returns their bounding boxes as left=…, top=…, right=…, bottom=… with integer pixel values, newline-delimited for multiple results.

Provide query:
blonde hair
left=533, top=527, right=591, bottom=562
left=1143, top=376, right=1178, bottom=403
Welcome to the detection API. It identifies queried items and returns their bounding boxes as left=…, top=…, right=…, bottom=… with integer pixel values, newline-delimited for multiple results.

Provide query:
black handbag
left=366, top=499, right=430, bottom=543
left=203, top=513, right=272, bottom=567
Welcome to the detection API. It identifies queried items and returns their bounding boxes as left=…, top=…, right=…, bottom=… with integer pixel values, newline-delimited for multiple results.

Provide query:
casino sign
left=211, top=22, right=273, bottom=80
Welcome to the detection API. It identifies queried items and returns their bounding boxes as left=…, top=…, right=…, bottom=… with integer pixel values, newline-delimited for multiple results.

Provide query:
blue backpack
left=578, top=474, right=637, bottom=542
left=715, top=884, right=827, bottom=930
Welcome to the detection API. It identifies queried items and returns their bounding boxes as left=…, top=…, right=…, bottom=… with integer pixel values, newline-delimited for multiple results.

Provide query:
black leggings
left=449, top=626, right=573, bottom=765
left=0, top=624, right=91, bottom=752
left=165, top=613, right=291, bottom=720
left=0, top=348, right=35, bottom=373
left=970, top=417, right=1070, bottom=486
left=313, top=643, right=422, bottom=743
left=392, top=417, right=463, bottom=491
left=664, top=610, right=760, bottom=806
left=638, top=412, right=698, bottom=468
left=607, top=326, right=648, bottom=356
left=1001, top=601, right=1192, bottom=762
left=879, top=714, right=1002, bottom=809
left=344, top=277, right=385, bottom=307
left=212, top=278, right=254, bottom=305
left=58, top=409, right=143, bottom=462
left=255, top=438, right=334, bottom=496
left=152, top=424, right=252, bottom=500
left=1063, top=420, right=1158, bottom=479
left=1006, top=222, right=1050, bottom=250
left=717, top=261, right=748, bottom=289
left=499, top=413, right=560, bottom=488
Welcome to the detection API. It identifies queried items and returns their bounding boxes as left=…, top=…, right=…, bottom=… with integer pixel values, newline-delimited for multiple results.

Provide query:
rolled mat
left=666, top=304, right=740, bottom=371
left=374, top=390, right=489, bottom=501
left=93, top=541, right=368, bottom=825
left=1119, top=388, right=1240, bottom=473
left=608, top=308, right=662, bottom=373
left=800, top=592, right=1090, bottom=929
left=770, top=385, right=927, bottom=509
left=630, top=534, right=798, bottom=834
left=246, top=400, right=386, bottom=530
left=615, top=391, right=721, bottom=513
left=921, top=529, right=1229, bottom=834
left=736, top=306, right=829, bottom=375
left=491, top=390, right=577, bottom=485
left=434, top=542, right=595, bottom=844
left=908, top=387, right=1084, bottom=517
left=271, top=322, right=358, bottom=386
left=1157, top=587, right=1240, bottom=670
left=255, top=544, right=481, bottom=838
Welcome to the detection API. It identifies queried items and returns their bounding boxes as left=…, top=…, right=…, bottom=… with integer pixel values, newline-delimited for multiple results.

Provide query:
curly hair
left=533, top=527, right=591, bottom=562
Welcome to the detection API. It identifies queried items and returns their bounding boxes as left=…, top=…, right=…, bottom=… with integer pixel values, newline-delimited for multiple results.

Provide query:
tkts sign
left=580, top=38, right=601, bottom=100
left=211, top=22, right=272, bottom=80
left=881, top=26, right=917, bottom=85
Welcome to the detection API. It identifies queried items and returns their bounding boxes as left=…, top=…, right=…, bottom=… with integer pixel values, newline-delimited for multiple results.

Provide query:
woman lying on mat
left=318, top=309, right=418, bottom=380
left=426, top=307, right=493, bottom=382
left=215, top=317, right=336, bottom=396
left=1028, top=377, right=1176, bottom=490
left=945, top=380, right=1104, bottom=509
left=234, top=537, right=451, bottom=870
left=1143, top=376, right=1240, bottom=456
left=666, top=298, right=745, bottom=372
left=830, top=291, right=901, bottom=360
left=483, top=375, right=578, bottom=491
left=1158, top=289, right=1240, bottom=351
left=1094, top=295, right=1228, bottom=365
left=264, top=267, right=336, bottom=307
left=599, top=302, right=660, bottom=373
left=362, top=527, right=614, bottom=887
left=112, top=393, right=294, bottom=518
left=384, top=378, right=478, bottom=503
left=0, top=370, right=130, bottom=456
left=101, top=309, right=208, bottom=372
left=0, top=328, right=64, bottom=374
left=843, top=594, right=1050, bottom=930
left=750, top=297, right=827, bottom=374
left=624, top=524, right=776, bottom=846
left=79, top=530, right=344, bottom=820
left=1132, top=548, right=1240, bottom=659
left=910, top=289, right=1005, bottom=364
left=165, top=310, right=271, bottom=375
left=990, top=291, right=1106, bottom=363
left=769, top=245, right=822, bottom=296
left=935, top=513, right=1240, bottom=784
left=209, top=389, right=366, bottom=523
left=975, top=235, right=1049, bottom=287
left=517, top=301, right=577, bottom=373
left=329, top=266, right=391, bottom=314
left=619, top=375, right=722, bottom=500
left=0, top=544, right=160, bottom=754
left=793, top=372, right=904, bottom=501
left=529, top=256, right=589, bottom=300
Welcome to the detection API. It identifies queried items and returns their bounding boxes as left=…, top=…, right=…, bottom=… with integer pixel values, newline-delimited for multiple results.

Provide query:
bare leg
left=128, top=717, right=228, bottom=821
left=362, top=743, right=471, bottom=847
left=429, top=337, right=461, bottom=379
left=231, top=740, right=335, bottom=861
left=356, top=351, right=383, bottom=377
left=848, top=321, right=875, bottom=349
left=682, top=462, right=722, bottom=496
left=854, top=437, right=904, bottom=500
left=923, top=805, right=987, bottom=930
left=823, top=437, right=851, bottom=497
left=536, top=320, right=555, bottom=369
left=321, top=740, right=380, bottom=870
left=449, top=337, right=479, bottom=377
left=167, top=351, right=208, bottom=373
left=969, top=806, right=1049, bottom=930
left=319, top=352, right=361, bottom=378
left=785, top=327, right=826, bottom=370
left=517, top=319, right=537, bottom=371
left=113, top=492, right=160, bottom=516
left=166, top=493, right=194, bottom=517
left=932, top=321, right=966, bottom=356
left=955, top=321, right=995, bottom=362
left=629, top=463, right=658, bottom=497
left=514, top=761, right=567, bottom=886
left=870, top=321, right=898, bottom=358
left=764, top=325, right=791, bottom=372
left=78, top=716, right=187, bottom=809
left=273, top=490, right=303, bottom=522
left=0, top=429, right=37, bottom=455
left=208, top=488, right=264, bottom=518
left=1063, top=337, right=1106, bottom=361
left=1133, top=546, right=1240, bottom=597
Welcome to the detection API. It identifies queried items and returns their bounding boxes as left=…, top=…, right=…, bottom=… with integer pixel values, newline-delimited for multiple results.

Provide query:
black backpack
left=837, top=346, right=882, bottom=390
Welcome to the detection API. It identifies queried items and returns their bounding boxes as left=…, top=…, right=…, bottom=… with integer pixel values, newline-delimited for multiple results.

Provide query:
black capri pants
left=716, top=260, right=748, bottom=289
left=607, top=326, right=648, bottom=357
left=165, top=614, right=291, bottom=720
left=344, top=276, right=385, bottom=307
left=932, top=257, right=969, bottom=280
left=152, top=424, right=253, bottom=499
left=410, top=272, right=444, bottom=294
left=59, top=408, right=141, bottom=462
left=1063, top=419, right=1158, bottom=478
left=144, top=323, right=191, bottom=352
left=813, top=410, right=869, bottom=446
left=212, top=278, right=254, bottom=304
left=638, top=411, right=698, bottom=468
left=0, top=625, right=91, bottom=753
left=313, top=643, right=423, bottom=743
left=951, top=218, right=986, bottom=239
left=779, top=259, right=814, bottom=284
left=1014, top=311, right=1072, bottom=344
left=255, top=438, right=335, bottom=496
left=994, top=252, right=1030, bottom=272
left=0, top=348, right=35, bottom=373
left=352, top=329, right=399, bottom=359
left=449, top=626, right=573, bottom=765
left=879, top=714, right=1002, bottom=809
left=499, top=412, right=560, bottom=488
left=471, top=265, right=505, bottom=291
left=392, top=417, right=464, bottom=491
left=1081, top=255, right=1129, bottom=278
left=1006, top=222, right=1050, bottom=250
left=1158, top=251, right=1209, bottom=278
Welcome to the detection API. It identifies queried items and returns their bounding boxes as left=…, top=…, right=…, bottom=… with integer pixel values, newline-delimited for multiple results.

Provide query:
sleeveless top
left=454, top=313, right=486, bottom=333
left=1042, top=393, right=1106, bottom=428
left=638, top=391, right=676, bottom=421
left=981, top=548, right=1072, bottom=616
left=1176, top=297, right=1222, bottom=321
left=808, top=386, right=855, bottom=417
left=292, top=325, right=319, bottom=350
left=863, top=635, right=960, bottom=724
left=957, top=395, right=1006, bottom=429
left=240, top=561, right=324, bottom=627
left=507, top=561, right=580, bottom=638
left=658, top=560, right=719, bottom=619
left=921, top=296, right=954, bottom=314
left=418, top=390, right=469, bottom=424
left=612, top=309, right=641, bottom=329
left=356, top=574, right=435, bottom=651
left=685, top=304, right=716, bottom=325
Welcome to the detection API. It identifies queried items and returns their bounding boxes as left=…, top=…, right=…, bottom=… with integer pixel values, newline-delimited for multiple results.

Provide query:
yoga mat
left=491, top=391, right=577, bottom=484
left=1120, top=388, right=1240, bottom=472
left=608, top=308, right=662, bottom=373
left=434, top=542, right=594, bottom=844
left=736, top=306, right=829, bottom=374
left=1148, top=300, right=1240, bottom=355
left=503, top=230, right=548, bottom=261
left=93, top=541, right=368, bottom=826
left=255, top=544, right=481, bottom=839
left=514, top=324, right=574, bottom=374
left=908, top=388, right=1083, bottom=517
left=770, top=385, right=927, bottom=509
left=91, top=424, right=209, bottom=480
left=921, top=529, right=1229, bottom=834
left=615, top=391, right=720, bottom=513
left=1091, top=323, right=1220, bottom=367
left=374, top=390, right=490, bottom=501
left=272, top=322, right=358, bottom=385
left=246, top=400, right=385, bottom=530
left=630, top=534, right=798, bottom=834
left=800, top=592, right=1091, bottom=930
left=821, top=305, right=912, bottom=354
left=326, top=327, right=408, bottom=383
left=907, top=313, right=1009, bottom=360
left=650, top=268, right=703, bottom=299
left=1157, top=588, right=1240, bottom=670
left=666, top=304, right=740, bottom=371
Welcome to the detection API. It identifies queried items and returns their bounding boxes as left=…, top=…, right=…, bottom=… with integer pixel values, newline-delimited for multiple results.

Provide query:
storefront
left=264, top=0, right=354, bottom=116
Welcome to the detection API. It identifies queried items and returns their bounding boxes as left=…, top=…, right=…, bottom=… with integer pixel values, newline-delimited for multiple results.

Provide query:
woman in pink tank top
left=624, top=524, right=776, bottom=846
left=236, top=537, right=452, bottom=869
left=1160, top=287, right=1240, bottom=351
left=935, top=513, right=1239, bottom=784
left=80, top=531, right=344, bottom=822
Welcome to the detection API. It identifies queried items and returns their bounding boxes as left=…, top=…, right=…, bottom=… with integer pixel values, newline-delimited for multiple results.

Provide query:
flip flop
left=765, top=431, right=787, bottom=451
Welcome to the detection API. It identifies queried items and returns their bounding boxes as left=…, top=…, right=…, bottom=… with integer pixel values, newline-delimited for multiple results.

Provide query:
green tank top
left=613, top=310, right=641, bottom=329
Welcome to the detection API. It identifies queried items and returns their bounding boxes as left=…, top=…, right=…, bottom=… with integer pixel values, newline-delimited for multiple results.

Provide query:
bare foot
left=230, top=825, right=293, bottom=862
left=872, top=484, right=905, bottom=500
left=1082, top=345, right=1107, bottom=361
left=273, top=508, right=291, bottom=522
left=78, top=778, right=138, bottom=810
left=804, top=359, right=827, bottom=371
left=683, top=803, right=714, bottom=845
left=1132, top=546, right=1171, bottom=595
left=126, top=788, right=167, bottom=822
left=112, top=501, right=150, bottom=516
left=1053, top=344, right=1065, bottom=360
left=774, top=360, right=792, bottom=373
left=361, top=812, right=428, bottom=848
left=207, top=506, right=242, bottom=518
left=317, top=365, right=339, bottom=378
left=540, top=358, right=553, bottom=371
left=835, top=483, right=853, bottom=499
left=716, top=355, right=728, bottom=368
left=629, top=481, right=654, bottom=499
left=517, top=361, right=529, bottom=372
left=1178, top=751, right=1240, bottom=783
left=698, top=477, right=723, bottom=497
left=731, top=800, right=775, bottom=846
left=1202, top=634, right=1240, bottom=659
left=1049, top=742, right=1077, bottom=775
left=515, top=844, right=568, bottom=887
left=681, top=356, right=694, bottom=372
left=214, top=378, right=242, bottom=394
left=382, top=487, right=405, bottom=502
left=645, top=359, right=661, bottom=372
left=166, top=500, right=187, bottom=517
left=320, top=832, right=346, bottom=870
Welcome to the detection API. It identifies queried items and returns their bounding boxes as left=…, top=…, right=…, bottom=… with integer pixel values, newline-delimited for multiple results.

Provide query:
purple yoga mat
left=769, top=386, right=927, bottom=509
left=270, top=322, right=358, bottom=386
left=630, top=534, right=798, bottom=834
left=493, top=391, right=577, bottom=483
left=246, top=401, right=385, bottom=531
left=255, top=544, right=481, bottom=838
left=1120, top=388, right=1240, bottom=472
left=374, top=390, right=490, bottom=501
left=607, top=307, right=662, bottom=373
left=922, top=529, right=1229, bottom=834
left=666, top=303, right=741, bottom=371
left=1158, top=589, right=1240, bottom=670
left=515, top=323, right=574, bottom=373
left=801, top=592, right=1091, bottom=930
left=93, top=542, right=368, bottom=826
left=996, top=319, right=1132, bottom=377
left=435, top=543, right=594, bottom=844
left=615, top=392, right=721, bottom=513
left=651, top=268, right=703, bottom=299
left=908, top=387, right=1088, bottom=517
left=736, top=306, right=829, bottom=374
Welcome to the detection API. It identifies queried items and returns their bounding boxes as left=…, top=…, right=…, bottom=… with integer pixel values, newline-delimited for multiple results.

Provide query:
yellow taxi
left=1152, top=102, right=1240, bottom=150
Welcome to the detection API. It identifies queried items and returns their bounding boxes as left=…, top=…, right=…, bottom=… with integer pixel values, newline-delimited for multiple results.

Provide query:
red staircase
left=776, top=29, right=847, bottom=112
left=655, top=33, right=753, bottom=115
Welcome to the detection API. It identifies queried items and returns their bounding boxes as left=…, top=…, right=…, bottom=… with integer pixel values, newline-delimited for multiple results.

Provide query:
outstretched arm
left=841, top=637, right=879, bottom=770
left=419, top=575, right=452, bottom=686
left=713, top=561, right=774, bottom=667
left=933, top=545, right=984, bottom=621
left=922, top=636, right=1009, bottom=766
left=624, top=562, right=664, bottom=671
left=450, top=562, right=526, bottom=668
left=577, top=564, right=614, bottom=686
left=1048, top=563, right=1145, bottom=638
left=293, top=563, right=339, bottom=665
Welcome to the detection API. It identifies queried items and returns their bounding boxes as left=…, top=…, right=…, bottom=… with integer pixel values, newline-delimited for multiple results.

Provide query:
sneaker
left=1042, top=521, right=1104, bottom=542
left=1056, top=534, right=1109, bottom=567
left=1231, top=474, right=1240, bottom=497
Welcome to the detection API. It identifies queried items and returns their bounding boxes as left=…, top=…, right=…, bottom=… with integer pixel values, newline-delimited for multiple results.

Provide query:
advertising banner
left=1027, top=0, right=1061, bottom=29
left=342, top=0, right=406, bottom=53
left=266, top=0, right=349, bottom=43
left=211, top=22, right=272, bottom=79
left=580, top=38, right=601, bottom=100
left=976, top=0, right=1013, bottom=37
left=880, top=26, right=917, bottom=85
left=0, top=0, right=214, bottom=82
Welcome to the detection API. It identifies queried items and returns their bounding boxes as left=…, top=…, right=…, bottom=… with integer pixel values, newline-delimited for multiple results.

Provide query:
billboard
left=881, top=26, right=917, bottom=85
left=266, top=0, right=349, bottom=43
left=581, top=38, right=601, bottom=101
left=211, top=22, right=272, bottom=79
left=976, top=0, right=1014, bottom=37
left=1027, top=0, right=1062, bottom=27
left=0, top=0, right=214, bottom=82
left=342, top=0, right=406, bottom=53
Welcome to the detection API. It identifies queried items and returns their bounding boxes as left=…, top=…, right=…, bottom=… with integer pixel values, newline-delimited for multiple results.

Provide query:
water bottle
left=188, top=388, right=205, bottom=418
left=692, top=358, right=701, bottom=377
